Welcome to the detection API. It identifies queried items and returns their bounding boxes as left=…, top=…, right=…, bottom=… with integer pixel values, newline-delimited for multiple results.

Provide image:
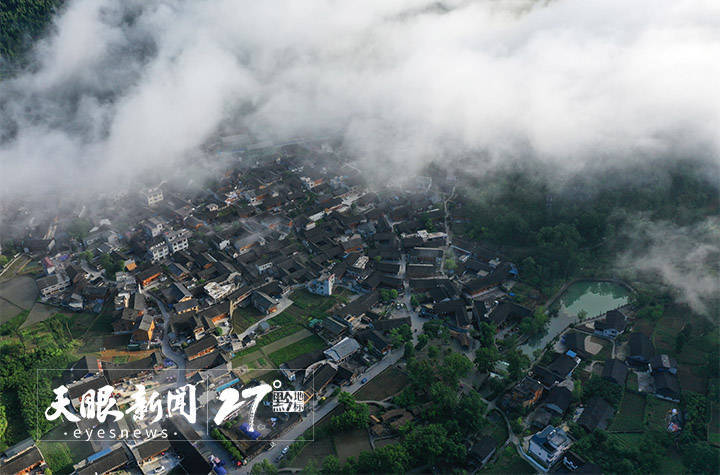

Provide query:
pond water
left=520, top=281, right=631, bottom=357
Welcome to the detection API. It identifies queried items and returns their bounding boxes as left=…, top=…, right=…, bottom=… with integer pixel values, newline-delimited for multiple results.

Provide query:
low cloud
left=0, top=1, right=718, bottom=311
left=618, top=217, right=720, bottom=317
left=0, top=0, right=719, bottom=199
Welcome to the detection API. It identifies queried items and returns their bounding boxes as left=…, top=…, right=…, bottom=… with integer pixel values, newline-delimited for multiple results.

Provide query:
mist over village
left=0, top=1, right=718, bottom=475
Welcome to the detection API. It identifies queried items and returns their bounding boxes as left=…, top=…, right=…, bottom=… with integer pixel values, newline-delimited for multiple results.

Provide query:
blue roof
left=87, top=447, right=112, bottom=463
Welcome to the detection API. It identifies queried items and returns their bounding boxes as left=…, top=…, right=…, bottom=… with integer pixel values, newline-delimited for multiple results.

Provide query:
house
left=505, top=376, right=544, bottom=409
left=74, top=445, right=131, bottom=475
left=136, top=265, right=163, bottom=288
left=132, top=313, right=155, bottom=342
left=542, top=386, right=572, bottom=415
left=142, top=217, right=165, bottom=237
left=64, top=355, right=103, bottom=383
left=304, top=363, right=338, bottom=397
left=578, top=397, right=615, bottom=432
left=562, top=332, right=588, bottom=354
left=339, top=234, right=363, bottom=254
left=601, top=358, right=628, bottom=386
left=307, top=273, right=335, bottom=296
left=594, top=309, right=627, bottom=339
left=406, top=263, right=437, bottom=278
left=486, top=301, right=532, bottom=328
left=130, top=437, right=171, bottom=465
left=204, top=281, right=234, bottom=302
left=654, top=372, right=681, bottom=402
left=184, top=335, right=218, bottom=361
left=372, top=317, right=411, bottom=332
left=533, top=353, right=580, bottom=388
left=143, top=187, right=164, bottom=206
left=279, top=350, right=325, bottom=382
left=324, top=337, right=361, bottom=364
left=197, top=301, right=230, bottom=326
left=251, top=291, right=278, bottom=314
left=67, top=375, right=108, bottom=409
left=356, top=329, right=393, bottom=356
left=162, top=282, right=193, bottom=305
left=0, top=439, right=47, bottom=475
left=185, top=350, right=230, bottom=380
left=322, top=315, right=350, bottom=340
left=36, top=273, right=70, bottom=298
left=468, top=436, right=497, bottom=468
left=175, top=298, right=200, bottom=314
left=162, top=417, right=214, bottom=475
left=103, top=351, right=161, bottom=385
left=627, top=332, right=655, bottom=366
left=528, top=425, right=572, bottom=467
left=148, top=240, right=170, bottom=262
left=651, top=354, right=678, bottom=375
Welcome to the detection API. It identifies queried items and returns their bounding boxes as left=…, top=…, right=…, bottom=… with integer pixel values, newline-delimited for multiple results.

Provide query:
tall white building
left=143, top=187, right=164, bottom=207
left=307, top=273, right=335, bottom=296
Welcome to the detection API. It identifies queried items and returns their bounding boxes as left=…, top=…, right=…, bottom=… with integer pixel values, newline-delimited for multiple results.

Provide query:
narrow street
left=144, top=292, right=186, bottom=385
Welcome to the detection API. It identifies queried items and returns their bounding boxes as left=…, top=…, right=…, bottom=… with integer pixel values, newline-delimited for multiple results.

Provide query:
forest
left=451, top=158, right=719, bottom=295
left=0, top=0, right=63, bottom=60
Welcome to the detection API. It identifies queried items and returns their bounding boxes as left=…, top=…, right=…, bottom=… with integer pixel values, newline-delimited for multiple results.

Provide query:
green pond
left=520, top=281, right=631, bottom=356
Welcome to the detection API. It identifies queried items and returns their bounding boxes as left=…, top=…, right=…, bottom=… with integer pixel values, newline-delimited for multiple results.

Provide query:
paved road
left=242, top=348, right=404, bottom=473
left=144, top=292, right=186, bottom=385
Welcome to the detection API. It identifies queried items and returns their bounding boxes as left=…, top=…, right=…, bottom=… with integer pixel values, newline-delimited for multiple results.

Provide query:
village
left=0, top=142, right=716, bottom=475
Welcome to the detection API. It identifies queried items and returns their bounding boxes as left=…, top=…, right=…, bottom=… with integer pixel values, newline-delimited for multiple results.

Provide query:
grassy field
left=709, top=402, right=720, bottom=446
left=0, top=391, right=27, bottom=449
left=277, top=289, right=349, bottom=327
left=291, top=438, right=336, bottom=468
left=0, top=276, right=38, bottom=312
left=588, top=336, right=612, bottom=361
left=626, top=371, right=639, bottom=391
left=268, top=334, right=326, bottom=366
left=644, top=396, right=677, bottom=430
left=609, top=391, right=646, bottom=432
left=38, top=423, right=95, bottom=475
left=353, top=366, right=408, bottom=401
left=482, top=409, right=509, bottom=445
left=334, top=429, right=372, bottom=463
left=20, top=303, right=57, bottom=328
left=481, top=445, right=534, bottom=474
left=231, top=305, right=263, bottom=333
left=610, top=433, right=685, bottom=473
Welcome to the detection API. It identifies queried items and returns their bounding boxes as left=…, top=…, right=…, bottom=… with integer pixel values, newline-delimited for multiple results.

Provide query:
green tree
left=507, top=350, right=529, bottom=381
left=520, top=256, right=541, bottom=287
left=404, top=424, right=466, bottom=465
left=582, top=376, right=623, bottom=407
left=456, top=390, right=487, bottom=434
left=331, top=392, right=370, bottom=432
left=519, top=307, right=549, bottom=338
left=476, top=322, right=496, bottom=347
left=682, top=442, right=720, bottom=474
left=321, top=455, right=342, bottom=474
left=251, top=459, right=278, bottom=474
left=475, top=346, right=500, bottom=373
left=440, top=353, right=472, bottom=385
left=0, top=403, right=7, bottom=441
left=577, top=309, right=588, bottom=321
left=415, top=333, right=429, bottom=350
